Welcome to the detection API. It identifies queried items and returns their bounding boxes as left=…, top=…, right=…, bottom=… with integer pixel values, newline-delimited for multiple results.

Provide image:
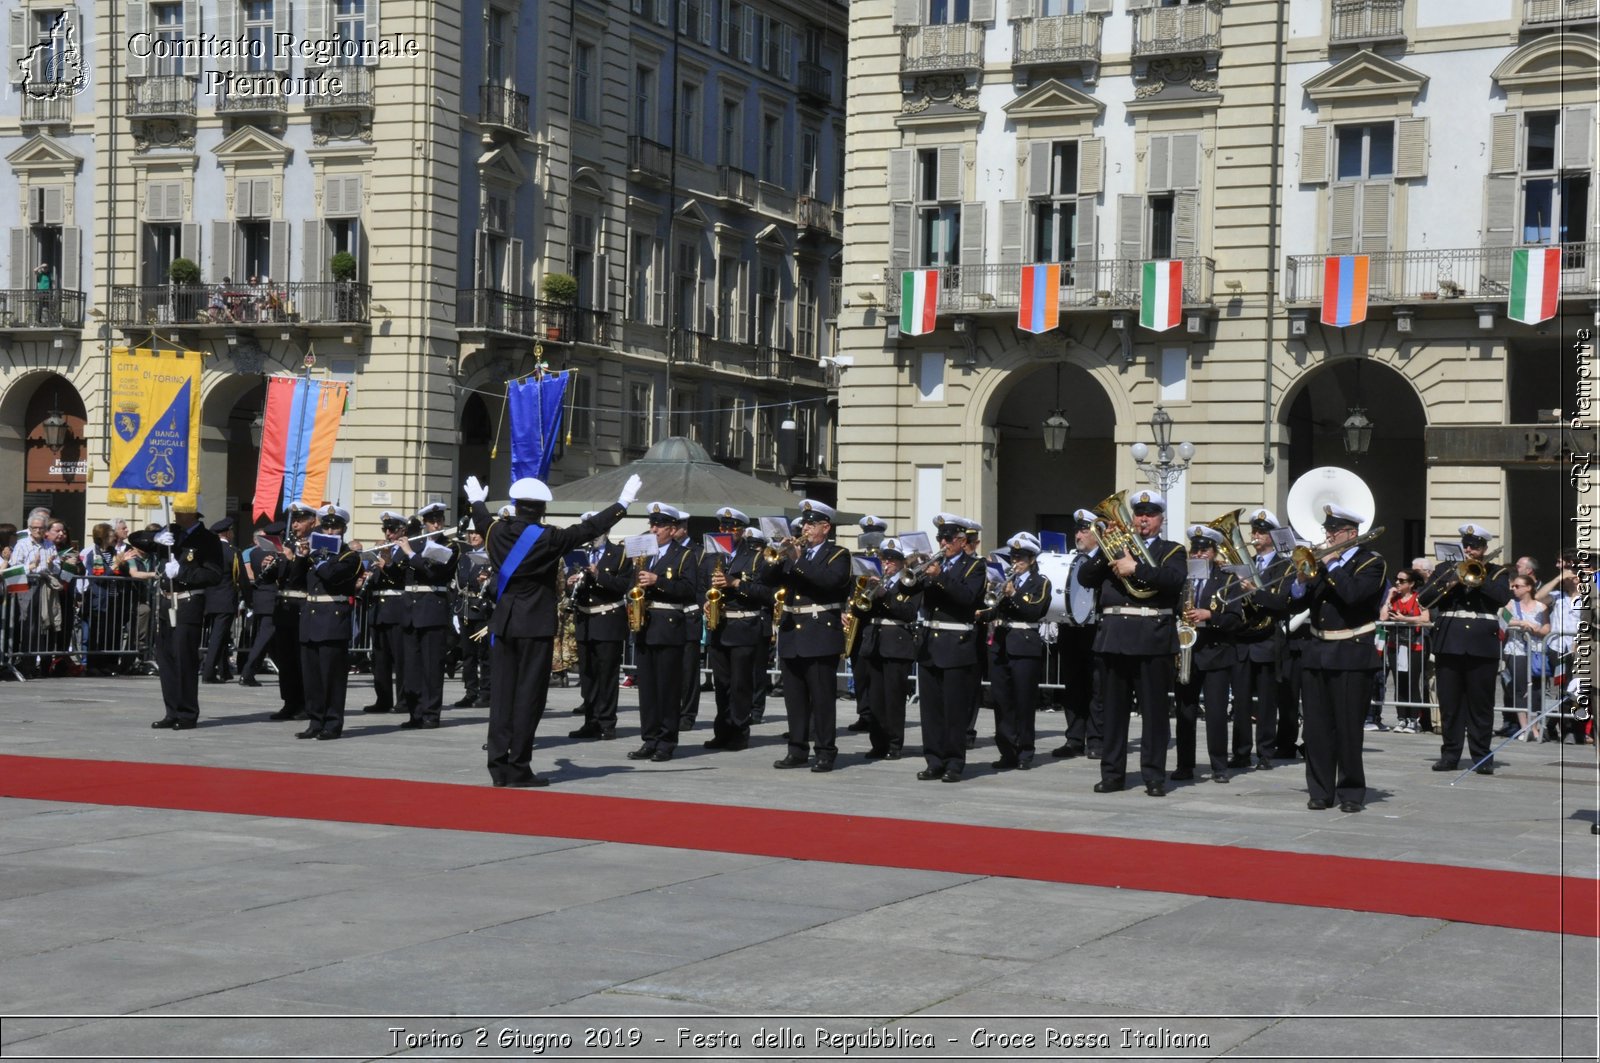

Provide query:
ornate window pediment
left=1492, top=35, right=1600, bottom=92
left=1303, top=50, right=1427, bottom=105
left=1001, top=78, right=1105, bottom=123
left=675, top=199, right=711, bottom=227
left=477, top=143, right=527, bottom=183
left=6, top=133, right=83, bottom=174
left=211, top=125, right=291, bottom=164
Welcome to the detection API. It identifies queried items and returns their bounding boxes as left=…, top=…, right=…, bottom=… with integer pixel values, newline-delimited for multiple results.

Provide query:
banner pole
left=489, top=381, right=510, bottom=461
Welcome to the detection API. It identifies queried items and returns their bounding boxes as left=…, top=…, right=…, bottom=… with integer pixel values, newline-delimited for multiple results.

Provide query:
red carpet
left=1, top=754, right=1594, bottom=938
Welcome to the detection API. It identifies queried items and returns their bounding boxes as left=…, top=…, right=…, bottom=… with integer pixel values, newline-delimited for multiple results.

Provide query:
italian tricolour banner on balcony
left=1018, top=264, right=1061, bottom=334
left=1138, top=260, right=1183, bottom=332
left=108, top=346, right=202, bottom=509
left=900, top=269, right=939, bottom=336
left=1509, top=247, right=1560, bottom=325
left=1320, top=254, right=1369, bottom=327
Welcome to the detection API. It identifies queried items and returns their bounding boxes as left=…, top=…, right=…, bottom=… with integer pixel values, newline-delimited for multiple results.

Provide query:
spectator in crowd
left=1500, top=573, right=1549, bottom=741
left=1379, top=568, right=1430, bottom=733
left=124, top=537, right=159, bottom=674
left=49, top=521, right=82, bottom=673
left=82, top=523, right=128, bottom=676
left=1538, top=552, right=1589, bottom=744
left=12, top=511, right=59, bottom=677
left=1515, top=556, right=1538, bottom=582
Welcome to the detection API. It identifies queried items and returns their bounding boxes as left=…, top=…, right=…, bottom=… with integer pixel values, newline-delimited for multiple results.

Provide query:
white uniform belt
left=648, top=601, right=692, bottom=611
left=1103, top=606, right=1172, bottom=618
left=924, top=620, right=972, bottom=631
left=721, top=609, right=762, bottom=619
left=997, top=620, right=1038, bottom=629
left=788, top=602, right=844, bottom=615
left=171, top=591, right=195, bottom=601
left=579, top=601, right=624, bottom=615
left=406, top=585, right=452, bottom=594
left=871, top=618, right=910, bottom=627
left=1312, top=622, right=1377, bottom=641
left=373, top=589, right=404, bottom=597
left=306, top=594, right=349, bottom=604
left=1441, top=610, right=1498, bottom=621
left=279, top=590, right=307, bottom=599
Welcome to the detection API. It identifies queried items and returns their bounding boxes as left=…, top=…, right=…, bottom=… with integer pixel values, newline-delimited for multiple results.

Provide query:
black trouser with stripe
left=402, top=625, right=446, bottom=725
left=368, top=621, right=402, bottom=710
left=155, top=617, right=204, bottom=725
left=708, top=641, right=756, bottom=743
left=273, top=609, right=302, bottom=709
left=1098, top=652, right=1172, bottom=790
left=1435, top=652, right=1497, bottom=769
left=577, top=638, right=623, bottom=732
left=990, top=648, right=1043, bottom=766
left=1232, top=656, right=1280, bottom=762
left=487, top=635, right=554, bottom=785
left=1301, top=666, right=1369, bottom=806
left=919, top=662, right=975, bottom=776
left=1176, top=667, right=1231, bottom=774
left=637, top=643, right=683, bottom=754
left=781, top=654, right=840, bottom=762
left=201, top=613, right=234, bottom=680
left=866, top=655, right=911, bottom=755
left=300, top=640, right=350, bottom=736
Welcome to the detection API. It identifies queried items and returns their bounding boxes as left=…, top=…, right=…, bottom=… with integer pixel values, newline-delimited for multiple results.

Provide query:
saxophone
left=841, top=575, right=873, bottom=657
left=1176, top=576, right=1199, bottom=684
left=771, top=586, right=789, bottom=635
left=627, top=556, right=647, bottom=633
left=704, top=557, right=725, bottom=630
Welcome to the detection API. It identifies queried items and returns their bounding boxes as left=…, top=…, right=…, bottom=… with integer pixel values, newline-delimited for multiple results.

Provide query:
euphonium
left=626, top=556, right=647, bottom=633
left=841, top=575, right=873, bottom=657
left=1206, top=508, right=1251, bottom=571
left=704, top=557, right=725, bottom=629
left=1089, top=489, right=1159, bottom=600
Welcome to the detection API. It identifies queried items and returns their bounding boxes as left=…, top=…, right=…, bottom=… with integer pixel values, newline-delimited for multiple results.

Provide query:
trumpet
left=1417, top=547, right=1505, bottom=608
left=762, top=537, right=800, bottom=563
left=1090, top=489, right=1159, bottom=600
left=704, top=557, right=726, bottom=630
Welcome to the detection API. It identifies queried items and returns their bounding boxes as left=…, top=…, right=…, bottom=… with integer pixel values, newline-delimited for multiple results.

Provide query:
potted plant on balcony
left=330, top=251, right=358, bottom=321
left=542, top=272, right=578, bottom=340
left=169, top=256, right=202, bottom=324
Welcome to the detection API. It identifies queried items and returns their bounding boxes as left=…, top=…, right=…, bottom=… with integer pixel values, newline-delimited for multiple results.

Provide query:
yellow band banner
left=107, top=346, right=202, bottom=509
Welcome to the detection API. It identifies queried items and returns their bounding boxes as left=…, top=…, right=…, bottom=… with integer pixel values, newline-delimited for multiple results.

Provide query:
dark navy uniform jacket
left=1297, top=546, right=1388, bottom=672
left=757, top=541, right=852, bottom=660
left=573, top=540, right=630, bottom=643
left=855, top=571, right=921, bottom=661
left=296, top=549, right=362, bottom=643
left=1424, top=565, right=1512, bottom=659
left=917, top=552, right=986, bottom=668
left=984, top=569, right=1053, bottom=658
left=1079, top=536, right=1188, bottom=656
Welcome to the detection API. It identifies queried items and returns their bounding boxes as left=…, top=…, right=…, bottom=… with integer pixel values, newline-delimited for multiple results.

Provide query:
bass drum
left=1034, top=552, right=1076, bottom=624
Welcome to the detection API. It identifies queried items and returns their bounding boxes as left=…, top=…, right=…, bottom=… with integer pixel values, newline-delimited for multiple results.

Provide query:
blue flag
left=508, top=373, right=570, bottom=481
left=1039, top=530, right=1070, bottom=554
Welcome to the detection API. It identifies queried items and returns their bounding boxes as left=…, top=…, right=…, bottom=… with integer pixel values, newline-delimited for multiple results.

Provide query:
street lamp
left=40, top=409, right=69, bottom=453
left=1041, top=410, right=1071, bottom=453
left=1342, top=407, right=1374, bottom=456
left=1130, top=404, right=1195, bottom=494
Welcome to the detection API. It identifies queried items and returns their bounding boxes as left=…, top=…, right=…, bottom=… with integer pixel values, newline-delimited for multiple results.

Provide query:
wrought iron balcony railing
left=797, top=60, right=832, bottom=103
left=455, top=290, right=595, bottom=341
left=1523, top=0, right=1597, bottom=24
left=883, top=257, right=1216, bottom=315
left=1329, top=0, right=1406, bottom=43
left=900, top=23, right=985, bottom=75
left=215, top=88, right=289, bottom=116
left=306, top=65, right=376, bottom=110
left=1013, top=13, right=1105, bottom=67
left=1131, top=1, right=1223, bottom=59
left=0, top=289, right=85, bottom=329
left=479, top=83, right=530, bottom=134
left=108, top=282, right=370, bottom=327
left=128, top=75, right=197, bottom=118
left=796, top=195, right=837, bottom=235
left=718, top=165, right=757, bottom=207
left=1284, top=243, right=1599, bottom=305
left=628, top=136, right=673, bottom=183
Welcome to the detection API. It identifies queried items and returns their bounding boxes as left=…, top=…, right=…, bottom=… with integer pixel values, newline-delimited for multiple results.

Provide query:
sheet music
left=623, top=532, right=658, bottom=560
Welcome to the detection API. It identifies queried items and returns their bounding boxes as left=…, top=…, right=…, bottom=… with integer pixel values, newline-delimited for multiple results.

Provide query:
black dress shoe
left=650, top=750, right=673, bottom=762
left=916, top=769, right=943, bottom=781
left=1016, top=760, right=1033, bottom=771
left=1092, top=781, right=1122, bottom=793
left=453, top=696, right=477, bottom=708
left=1430, top=759, right=1457, bottom=772
left=1145, top=783, right=1166, bottom=797
left=809, top=760, right=835, bottom=773
left=1227, top=756, right=1250, bottom=769
left=940, top=770, right=962, bottom=783
left=1212, top=772, right=1230, bottom=784
left=151, top=718, right=178, bottom=729
left=1307, top=798, right=1332, bottom=810
left=361, top=704, right=392, bottom=714
left=1087, top=748, right=1102, bottom=760
left=268, top=708, right=298, bottom=721
left=1339, top=801, right=1363, bottom=813
left=472, top=698, right=491, bottom=708
left=1474, top=764, right=1495, bottom=776
left=398, top=719, right=425, bottom=730
left=490, top=778, right=507, bottom=788
left=846, top=717, right=870, bottom=732
left=626, top=746, right=654, bottom=760
left=1170, top=768, right=1195, bottom=781
left=965, top=737, right=978, bottom=750
left=1255, top=758, right=1274, bottom=771
left=315, top=731, right=341, bottom=741
left=1051, top=743, right=1085, bottom=759
left=421, top=720, right=440, bottom=729
left=295, top=727, right=319, bottom=739
left=863, top=748, right=889, bottom=760
left=240, top=677, right=262, bottom=687
left=702, top=736, right=730, bottom=749
left=570, top=724, right=603, bottom=739
left=773, top=755, right=808, bottom=769
left=505, top=775, right=549, bottom=788
left=990, top=759, right=1018, bottom=771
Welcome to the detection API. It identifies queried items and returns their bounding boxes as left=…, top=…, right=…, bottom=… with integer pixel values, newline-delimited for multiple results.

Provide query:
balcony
left=1132, top=1, right=1223, bottom=66
left=883, top=256, right=1217, bottom=316
left=215, top=87, right=289, bottom=118
left=457, top=289, right=576, bottom=339
left=128, top=75, right=197, bottom=118
left=20, top=91, right=73, bottom=126
left=479, top=84, right=530, bottom=136
left=108, top=282, right=371, bottom=328
left=901, top=22, right=985, bottom=76
left=796, top=195, right=837, bottom=237
left=718, top=165, right=757, bottom=207
left=306, top=65, right=376, bottom=111
left=798, top=60, right=832, bottom=105
left=1329, top=0, right=1406, bottom=45
left=0, top=289, right=85, bottom=330
left=1012, top=13, right=1105, bottom=82
left=1284, top=243, right=1600, bottom=307
left=756, top=180, right=795, bottom=219
left=628, top=136, right=673, bottom=184
left=1523, top=0, right=1597, bottom=25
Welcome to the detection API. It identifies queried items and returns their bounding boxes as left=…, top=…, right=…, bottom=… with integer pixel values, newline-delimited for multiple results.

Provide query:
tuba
left=1206, top=508, right=1251, bottom=571
left=1089, top=490, right=1159, bottom=600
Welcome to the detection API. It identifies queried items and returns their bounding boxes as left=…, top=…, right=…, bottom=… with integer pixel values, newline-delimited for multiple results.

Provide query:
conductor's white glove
left=464, top=476, right=489, bottom=504
left=154, top=530, right=176, bottom=547
left=618, top=474, right=643, bottom=508
left=163, top=559, right=181, bottom=578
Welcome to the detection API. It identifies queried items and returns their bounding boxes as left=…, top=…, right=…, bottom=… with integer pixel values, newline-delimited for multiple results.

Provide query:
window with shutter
left=1077, top=137, right=1104, bottom=196
left=126, top=2, right=149, bottom=78
left=999, top=200, right=1024, bottom=264
left=1488, top=112, right=1518, bottom=175
left=42, top=186, right=65, bottom=226
left=1300, top=124, right=1330, bottom=185
left=888, top=148, right=913, bottom=202
left=211, top=220, right=234, bottom=279
left=1147, top=133, right=1171, bottom=193
left=61, top=227, right=81, bottom=291
left=936, top=144, right=963, bottom=201
left=1169, top=133, right=1199, bottom=190
left=1074, top=196, right=1097, bottom=279
left=1328, top=182, right=1357, bottom=256
left=302, top=219, right=325, bottom=282
left=269, top=220, right=290, bottom=282
left=183, top=0, right=201, bottom=76
left=1394, top=117, right=1428, bottom=180
left=1117, top=193, right=1142, bottom=288
left=960, top=201, right=985, bottom=293
left=1172, top=190, right=1196, bottom=261
left=890, top=203, right=913, bottom=274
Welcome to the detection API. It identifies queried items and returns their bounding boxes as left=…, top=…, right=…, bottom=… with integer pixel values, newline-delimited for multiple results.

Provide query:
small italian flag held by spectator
left=1508, top=247, right=1560, bottom=326
left=900, top=269, right=939, bottom=336
left=2, top=564, right=25, bottom=593
left=1139, top=260, right=1182, bottom=332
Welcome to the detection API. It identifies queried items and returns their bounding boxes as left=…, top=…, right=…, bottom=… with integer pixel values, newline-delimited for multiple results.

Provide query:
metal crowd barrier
left=0, top=575, right=159, bottom=679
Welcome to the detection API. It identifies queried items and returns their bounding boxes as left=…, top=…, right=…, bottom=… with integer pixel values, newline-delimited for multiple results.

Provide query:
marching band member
left=759, top=499, right=852, bottom=772
left=362, top=511, right=408, bottom=714
left=200, top=518, right=239, bottom=683
left=568, top=513, right=629, bottom=741
left=848, top=515, right=889, bottom=733
left=703, top=507, right=765, bottom=752
left=1172, top=525, right=1243, bottom=783
left=1424, top=523, right=1512, bottom=775
left=914, top=514, right=986, bottom=783
left=981, top=532, right=1053, bottom=771
left=455, top=528, right=495, bottom=709
left=237, top=521, right=282, bottom=687
left=1077, top=489, right=1187, bottom=797
left=267, top=501, right=319, bottom=722
left=854, top=536, right=918, bottom=760
left=294, top=506, right=362, bottom=740
left=676, top=513, right=708, bottom=733
left=397, top=503, right=456, bottom=731
left=1235, top=508, right=1293, bottom=769
left=466, top=473, right=639, bottom=786
left=962, top=521, right=987, bottom=753
left=144, top=505, right=225, bottom=730
left=745, top=524, right=776, bottom=724
left=1051, top=510, right=1104, bottom=760
left=628, top=503, right=697, bottom=763
left=1291, top=503, right=1387, bottom=813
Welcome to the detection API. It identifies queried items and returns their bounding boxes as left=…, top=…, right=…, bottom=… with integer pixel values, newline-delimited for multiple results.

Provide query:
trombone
left=1417, top=547, right=1505, bottom=609
left=1214, top=525, right=1387, bottom=608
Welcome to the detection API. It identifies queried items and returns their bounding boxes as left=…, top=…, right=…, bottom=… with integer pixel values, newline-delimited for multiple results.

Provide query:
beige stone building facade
left=837, top=0, right=1598, bottom=568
